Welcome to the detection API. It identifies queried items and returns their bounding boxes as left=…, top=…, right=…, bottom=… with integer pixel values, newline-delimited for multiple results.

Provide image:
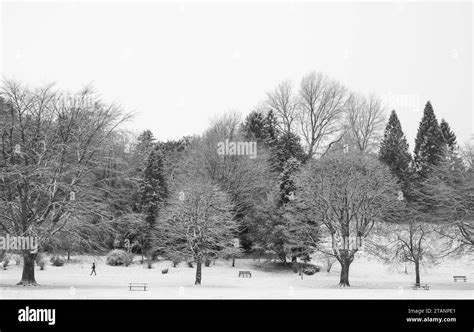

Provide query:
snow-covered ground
left=1, top=253, right=473, bottom=299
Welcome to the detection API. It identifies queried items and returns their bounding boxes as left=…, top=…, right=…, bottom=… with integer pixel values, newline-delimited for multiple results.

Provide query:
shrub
left=52, top=257, right=65, bottom=266
left=161, top=268, right=169, bottom=274
left=36, top=253, right=46, bottom=267
left=106, top=249, right=133, bottom=266
left=291, top=264, right=299, bottom=273
left=187, top=261, right=194, bottom=268
left=14, top=255, right=21, bottom=265
left=169, top=254, right=182, bottom=268
left=36, top=254, right=46, bottom=269
left=302, top=265, right=321, bottom=275
left=204, top=258, right=211, bottom=267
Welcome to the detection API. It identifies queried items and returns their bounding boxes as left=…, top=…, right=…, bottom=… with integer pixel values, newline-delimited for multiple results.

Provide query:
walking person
left=90, top=262, right=96, bottom=276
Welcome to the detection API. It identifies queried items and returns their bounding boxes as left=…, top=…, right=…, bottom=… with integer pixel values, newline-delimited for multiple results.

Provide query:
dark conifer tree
left=278, top=157, right=301, bottom=206
left=138, top=148, right=168, bottom=226
left=263, top=109, right=278, bottom=145
left=137, top=148, right=168, bottom=258
left=413, top=101, right=446, bottom=179
left=135, top=130, right=156, bottom=169
left=440, top=119, right=457, bottom=151
left=270, top=132, right=306, bottom=174
left=379, top=110, right=412, bottom=191
left=241, top=110, right=267, bottom=144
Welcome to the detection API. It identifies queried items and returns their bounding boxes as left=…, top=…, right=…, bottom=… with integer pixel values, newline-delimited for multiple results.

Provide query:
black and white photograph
left=0, top=0, right=472, bottom=330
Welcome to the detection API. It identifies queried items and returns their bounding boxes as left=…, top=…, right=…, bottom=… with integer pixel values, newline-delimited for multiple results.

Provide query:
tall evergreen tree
left=248, top=181, right=319, bottom=264
left=270, top=132, right=306, bottom=174
left=137, top=148, right=168, bottom=258
left=138, top=148, right=168, bottom=226
left=135, top=130, right=156, bottom=167
left=413, top=101, right=446, bottom=179
left=278, top=157, right=301, bottom=206
left=438, top=118, right=464, bottom=171
left=137, top=129, right=156, bottom=148
left=440, top=119, right=457, bottom=151
left=241, top=110, right=267, bottom=144
left=379, top=110, right=412, bottom=191
left=241, top=109, right=279, bottom=154
left=263, top=109, right=278, bottom=145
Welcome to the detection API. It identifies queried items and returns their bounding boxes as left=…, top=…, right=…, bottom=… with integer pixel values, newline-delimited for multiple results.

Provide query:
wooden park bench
left=412, top=283, right=430, bottom=290
left=129, top=283, right=148, bottom=291
left=238, top=271, right=252, bottom=278
left=453, top=276, right=467, bottom=282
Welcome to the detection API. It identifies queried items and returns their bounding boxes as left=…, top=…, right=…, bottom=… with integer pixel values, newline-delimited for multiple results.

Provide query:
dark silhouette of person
left=90, top=262, right=96, bottom=276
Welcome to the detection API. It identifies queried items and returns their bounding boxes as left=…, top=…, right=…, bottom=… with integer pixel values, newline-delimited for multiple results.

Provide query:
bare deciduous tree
left=344, top=93, right=386, bottom=153
left=392, top=220, right=438, bottom=286
left=190, top=114, right=273, bottom=245
left=0, top=80, right=130, bottom=285
left=461, top=136, right=474, bottom=169
left=297, top=72, right=348, bottom=158
left=298, top=152, right=402, bottom=286
left=266, top=80, right=298, bottom=135
left=154, top=179, right=238, bottom=285
left=415, top=157, right=474, bottom=251
left=368, top=214, right=443, bottom=286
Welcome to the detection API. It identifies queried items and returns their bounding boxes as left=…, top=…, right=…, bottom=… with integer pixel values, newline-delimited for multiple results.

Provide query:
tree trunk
left=195, top=257, right=202, bottom=285
left=338, top=253, right=353, bottom=287
left=414, top=261, right=420, bottom=286
left=67, top=251, right=70, bottom=261
left=17, top=252, right=38, bottom=286
left=232, top=258, right=235, bottom=267
left=291, top=256, right=298, bottom=273
left=326, top=258, right=334, bottom=273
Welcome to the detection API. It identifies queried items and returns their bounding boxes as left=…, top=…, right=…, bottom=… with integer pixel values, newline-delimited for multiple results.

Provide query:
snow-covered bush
left=106, top=249, right=133, bottom=266
left=303, top=265, right=321, bottom=275
left=291, top=263, right=299, bottom=273
left=51, top=257, right=65, bottom=266
left=13, top=255, right=21, bottom=265
left=169, top=254, right=181, bottom=267
left=35, top=253, right=44, bottom=265
left=36, top=254, right=46, bottom=269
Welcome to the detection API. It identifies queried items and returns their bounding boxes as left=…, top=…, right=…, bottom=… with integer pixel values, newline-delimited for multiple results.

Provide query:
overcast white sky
left=0, top=1, right=472, bottom=149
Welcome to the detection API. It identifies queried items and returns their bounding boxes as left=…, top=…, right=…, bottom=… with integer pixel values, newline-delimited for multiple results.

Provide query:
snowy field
left=1, top=253, right=473, bottom=299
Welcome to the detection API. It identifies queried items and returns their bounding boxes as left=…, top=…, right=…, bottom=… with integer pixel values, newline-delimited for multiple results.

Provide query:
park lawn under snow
left=0, top=253, right=473, bottom=299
